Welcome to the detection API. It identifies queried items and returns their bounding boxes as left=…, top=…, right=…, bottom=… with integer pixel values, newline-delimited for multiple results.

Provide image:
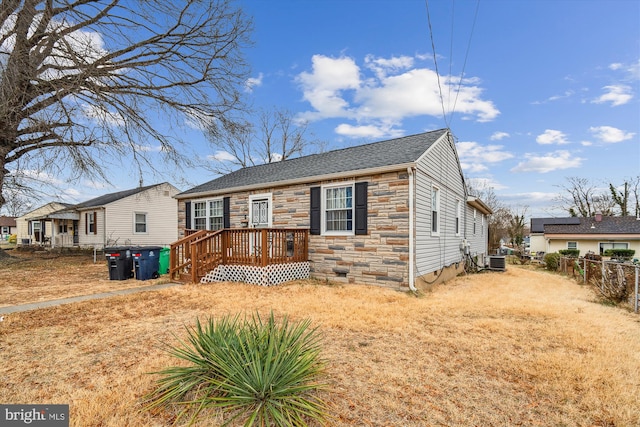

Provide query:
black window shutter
left=85, top=213, right=88, bottom=234
left=223, top=197, right=231, bottom=228
left=310, top=187, right=321, bottom=235
left=93, top=211, right=97, bottom=234
left=355, top=182, right=368, bottom=235
left=185, top=202, right=191, bottom=229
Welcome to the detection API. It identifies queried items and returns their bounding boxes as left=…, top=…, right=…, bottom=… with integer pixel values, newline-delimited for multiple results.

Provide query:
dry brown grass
left=1, top=252, right=639, bottom=426
left=0, top=250, right=169, bottom=307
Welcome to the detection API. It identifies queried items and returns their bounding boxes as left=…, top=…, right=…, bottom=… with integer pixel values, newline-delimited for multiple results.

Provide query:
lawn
left=0, top=251, right=639, bottom=426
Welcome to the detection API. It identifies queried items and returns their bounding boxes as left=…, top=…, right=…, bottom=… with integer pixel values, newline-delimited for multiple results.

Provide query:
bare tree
left=207, top=107, right=323, bottom=174
left=610, top=176, right=640, bottom=217
left=465, top=177, right=506, bottom=253
left=554, top=177, right=614, bottom=217
left=0, top=0, right=253, bottom=209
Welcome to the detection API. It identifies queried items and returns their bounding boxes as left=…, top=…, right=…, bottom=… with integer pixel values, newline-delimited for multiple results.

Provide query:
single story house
left=530, top=214, right=640, bottom=257
left=18, top=183, right=180, bottom=248
left=15, top=202, right=73, bottom=245
left=174, top=129, right=492, bottom=290
left=0, top=216, right=17, bottom=240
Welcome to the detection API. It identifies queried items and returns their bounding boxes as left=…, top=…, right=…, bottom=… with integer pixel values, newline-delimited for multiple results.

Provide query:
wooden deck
left=169, top=228, right=309, bottom=283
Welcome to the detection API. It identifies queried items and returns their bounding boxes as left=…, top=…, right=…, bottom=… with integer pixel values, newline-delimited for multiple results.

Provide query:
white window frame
left=599, top=242, right=628, bottom=254
left=455, top=199, right=461, bottom=236
left=473, top=208, right=477, bottom=235
left=192, top=198, right=225, bottom=231
left=249, top=193, right=273, bottom=228
left=322, top=182, right=354, bottom=236
left=567, top=241, right=577, bottom=250
left=134, top=212, right=148, bottom=234
left=87, top=213, right=95, bottom=234
left=431, top=186, right=440, bottom=236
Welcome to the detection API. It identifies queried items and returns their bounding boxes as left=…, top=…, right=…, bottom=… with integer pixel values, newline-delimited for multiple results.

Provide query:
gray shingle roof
left=530, top=217, right=580, bottom=233
left=74, top=183, right=168, bottom=210
left=178, top=129, right=448, bottom=197
left=543, top=216, right=640, bottom=235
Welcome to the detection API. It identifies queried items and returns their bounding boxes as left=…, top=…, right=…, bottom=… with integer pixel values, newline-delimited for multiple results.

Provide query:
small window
left=455, top=200, right=461, bottom=236
left=59, top=224, right=68, bottom=233
left=88, top=213, right=95, bottom=233
left=209, top=200, right=224, bottom=230
left=324, top=184, right=353, bottom=233
left=567, top=241, right=577, bottom=250
left=135, top=212, right=147, bottom=233
left=473, top=209, right=477, bottom=235
left=431, top=186, right=440, bottom=234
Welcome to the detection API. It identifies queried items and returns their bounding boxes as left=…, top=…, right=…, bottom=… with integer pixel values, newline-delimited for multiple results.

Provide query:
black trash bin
left=105, top=246, right=133, bottom=280
left=132, top=246, right=162, bottom=280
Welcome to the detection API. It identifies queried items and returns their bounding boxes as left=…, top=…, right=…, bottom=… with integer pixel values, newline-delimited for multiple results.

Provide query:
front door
left=249, top=194, right=272, bottom=258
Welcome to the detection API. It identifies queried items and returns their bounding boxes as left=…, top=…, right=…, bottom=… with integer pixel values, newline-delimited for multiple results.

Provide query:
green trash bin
left=158, top=246, right=170, bottom=275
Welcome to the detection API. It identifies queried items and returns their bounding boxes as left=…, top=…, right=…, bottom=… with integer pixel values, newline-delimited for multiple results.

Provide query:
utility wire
left=425, top=0, right=448, bottom=127
left=425, top=0, right=481, bottom=128
left=450, top=0, right=481, bottom=127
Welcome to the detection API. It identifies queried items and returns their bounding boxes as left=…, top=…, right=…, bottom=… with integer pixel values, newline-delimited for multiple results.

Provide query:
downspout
left=408, top=167, right=417, bottom=291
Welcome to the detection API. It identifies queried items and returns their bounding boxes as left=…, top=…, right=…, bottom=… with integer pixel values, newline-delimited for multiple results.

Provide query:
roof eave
left=175, top=162, right=416, bottom=200
left=466, top=196, right=493, bottom=215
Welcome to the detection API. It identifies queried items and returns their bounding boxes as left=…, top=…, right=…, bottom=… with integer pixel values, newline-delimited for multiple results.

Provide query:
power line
left=425, top=0, right=448, bottom=127
left=425, top=0, right=481, bottom=128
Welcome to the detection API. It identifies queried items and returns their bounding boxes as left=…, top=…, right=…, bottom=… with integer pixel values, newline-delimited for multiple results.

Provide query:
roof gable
left=178, top=129, right=449, bottom=197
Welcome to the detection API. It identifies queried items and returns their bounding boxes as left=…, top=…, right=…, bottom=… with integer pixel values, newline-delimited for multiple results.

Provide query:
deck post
left=261, top=229, right=268, bottom=267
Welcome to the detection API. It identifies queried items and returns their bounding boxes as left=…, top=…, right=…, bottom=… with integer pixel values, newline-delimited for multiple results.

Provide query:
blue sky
left=17, top=0, right=640, bottom=219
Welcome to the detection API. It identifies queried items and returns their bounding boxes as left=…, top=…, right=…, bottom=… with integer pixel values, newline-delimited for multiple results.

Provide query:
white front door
left=249, top=193, right=272, bottom=228
left=249, top=193, right=272, bottom=257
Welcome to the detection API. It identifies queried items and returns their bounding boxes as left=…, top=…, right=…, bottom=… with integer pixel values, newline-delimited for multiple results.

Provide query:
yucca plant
left=145, top=311, right=329, bottom=426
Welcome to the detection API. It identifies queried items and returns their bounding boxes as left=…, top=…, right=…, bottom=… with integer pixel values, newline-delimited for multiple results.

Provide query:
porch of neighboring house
left=169, top=228, right=310, bottom=286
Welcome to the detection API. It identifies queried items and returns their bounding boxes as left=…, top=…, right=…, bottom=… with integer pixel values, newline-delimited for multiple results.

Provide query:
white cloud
left=489, top=131, right=509, bottom=141
left=536, top=129, right=569, bottom=145
left=511, top=150, right=583, bottom=173
left=295, top=54, right=499, bottom=137
left=589, top=126, right=635, bottom=143
left=82, top=104, right=125, bottom=126
left=592, top=84, right=633, bottom=106
left=334, top=123, right=402, bottom=139
left=466, top=177, right=508, bottom=191
left=457, top=141, right=513, bottom=163
left=245, top=73, right=264, bottom=93
left=207, top=150, right=237, bottom=162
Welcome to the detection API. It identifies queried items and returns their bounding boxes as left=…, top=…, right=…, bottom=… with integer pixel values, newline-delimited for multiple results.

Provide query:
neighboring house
left=174, top=129, right=492, bottom=290
left=0, top=216, right=17, bottom=240
left=73, top=182, right=180, bottom=248
left=530, top=214, right=640, bottom=257
left=16, top=202, right=73, bottom=245
left=18, top=183, right=180, bottom=248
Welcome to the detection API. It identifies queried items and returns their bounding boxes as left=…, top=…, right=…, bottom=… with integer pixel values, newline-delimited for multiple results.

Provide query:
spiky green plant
left=145, top=312, right=329, bottom=426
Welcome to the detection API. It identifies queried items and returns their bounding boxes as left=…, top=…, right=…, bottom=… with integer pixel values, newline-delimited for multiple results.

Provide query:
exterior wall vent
left=487, top=255, right=506, bottom=271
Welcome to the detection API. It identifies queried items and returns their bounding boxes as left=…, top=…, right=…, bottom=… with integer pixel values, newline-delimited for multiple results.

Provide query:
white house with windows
left=16, top=202, right=73, bottom=245
left=74, top=182, right=180, bottom=248
left=19, top=183, right=180, bottom=249
left=174, top=129, right=492, bottom=290
left=530, top=214, right=640, bottom=257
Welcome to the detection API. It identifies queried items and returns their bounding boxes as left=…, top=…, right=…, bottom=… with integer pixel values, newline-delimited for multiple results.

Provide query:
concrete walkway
left=0, top=282, right=181, bottom=315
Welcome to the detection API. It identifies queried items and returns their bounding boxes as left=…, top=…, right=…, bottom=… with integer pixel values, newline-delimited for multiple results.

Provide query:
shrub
left=145, top=312, right=328, bottom=426
left=544, top=253, right=561, bottom=270
left=559, top=249, right=580, bottom=257
left=603, top=249, right=635, bottom=261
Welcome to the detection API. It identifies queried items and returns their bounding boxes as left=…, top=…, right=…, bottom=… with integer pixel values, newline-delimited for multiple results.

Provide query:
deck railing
left=169, top=228, right=309, bottom=283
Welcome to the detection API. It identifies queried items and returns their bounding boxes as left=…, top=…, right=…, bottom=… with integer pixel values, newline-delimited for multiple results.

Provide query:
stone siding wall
left=177, top=170, right=410, bottom=288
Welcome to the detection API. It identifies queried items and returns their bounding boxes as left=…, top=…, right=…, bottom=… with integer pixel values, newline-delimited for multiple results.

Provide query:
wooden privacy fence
left=558, top=256, right=640, bottom=313
left=169, top=228, right=309, bottom=283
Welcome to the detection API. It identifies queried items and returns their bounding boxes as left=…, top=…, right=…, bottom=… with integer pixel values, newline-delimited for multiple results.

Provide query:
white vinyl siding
left=78, top=183, right=178, bottom=247
left=415, top=134, right=467, bottom=275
